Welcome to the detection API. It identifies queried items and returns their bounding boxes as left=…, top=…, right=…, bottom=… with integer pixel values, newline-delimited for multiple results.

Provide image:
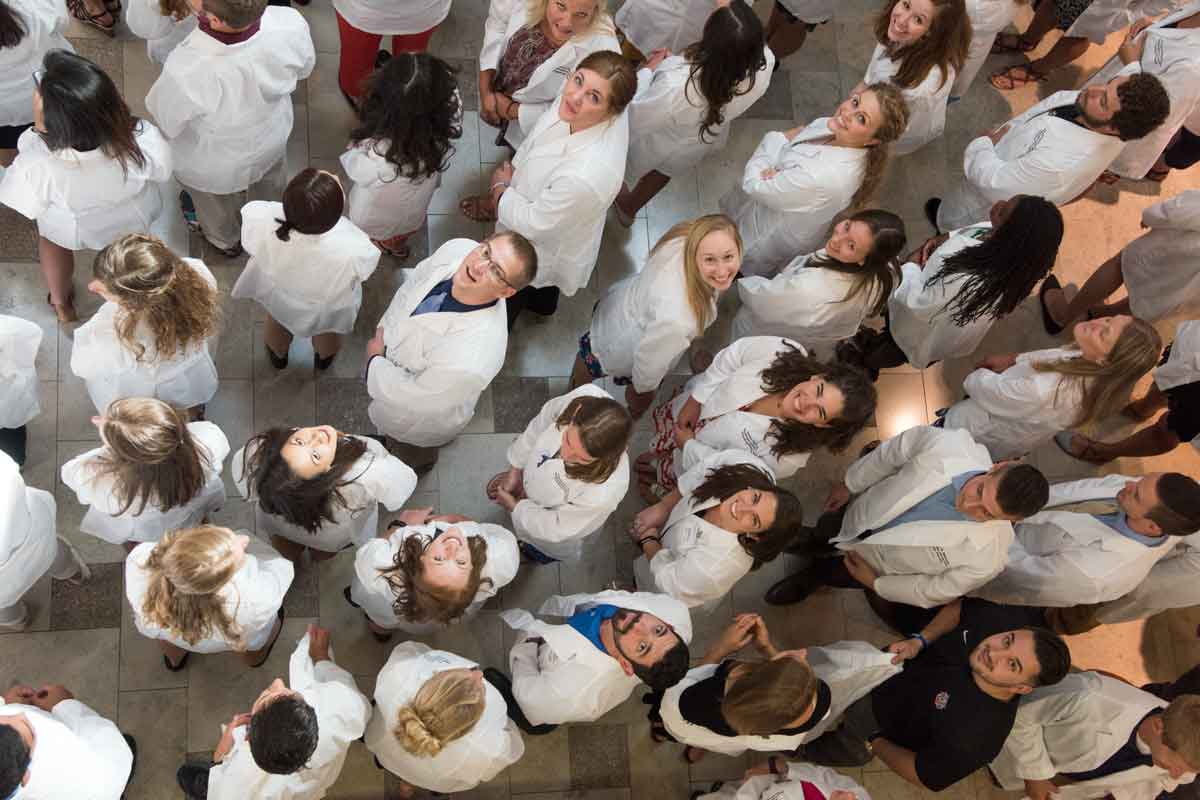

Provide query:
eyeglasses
left=477, top=243, right=513, bottom=290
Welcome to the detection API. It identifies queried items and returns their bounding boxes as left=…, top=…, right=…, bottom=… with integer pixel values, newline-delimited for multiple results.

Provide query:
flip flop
left=1038, top=275, right=1065, bottom=336
left=459, top=195, right=498, bottom=223
left=990, top=32, right=1036, bottom=54
left=989, top=63, right=1047, bottom=91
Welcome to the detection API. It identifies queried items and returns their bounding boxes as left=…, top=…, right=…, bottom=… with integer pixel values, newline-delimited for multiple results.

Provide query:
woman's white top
left=0, top=450, right=58, bottom=607
left=340, top=138, right=442, bottom=240
left=634, top=449, right=771, bottom=609
left=480, top=0, right=619, bottom=148
left=625, top=50, right=775, bottom=182
left=70, top=258, right=219, bottom=415
left=953, top=0, right=1016, bottom=98
left=60, top=421, right=228, bottom=546
left=590, top=236, right=717, bottom=393
left=720, top=119, right=868, bottom=278
left=733, top=250, right=879, bottom=347
left=365, top=643, right=525, bottom=793
left=1121, top=191, right=1200, bottom=322
left=863, top=44, right=953, bottom=156
left=351, top=520, right=520, bottom=630
left=232, top=201, right=381, bottom=337
left=145, top=7, right=316, bottom=195
left=125, top=532, right=294, bottom=653
left=1154, top=320, right=1200, bottom=393
left=125, top=0, right=197, bottom=65
left=333, top=0, right=450, bottom=34
left=698, top=762, right=872, bottom=800
left=0, top=0, right=72, bottom=126
left=887, top=223, right=994, bottom=369
left=943, top=347, right=1087, bottom=460
left=0, top=122, right=172, bottom=250
left=504, top=384, right=630, bottom=560
left=671, top=336, right=811, bottom=480
left=233, top=435, right=417, bottom=553
left=496, top=95, right=630, bottom=296
left=0, top=314, right=42, bottom=429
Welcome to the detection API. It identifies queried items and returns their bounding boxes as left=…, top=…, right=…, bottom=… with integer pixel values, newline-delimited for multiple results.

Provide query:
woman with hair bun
left=364, top=642, right=524, bottom=795
left=124, top=525, right=294, bottom=671
left=71, top=233, right=219, bottom=416
left=232, top=167, right=380, bottom=372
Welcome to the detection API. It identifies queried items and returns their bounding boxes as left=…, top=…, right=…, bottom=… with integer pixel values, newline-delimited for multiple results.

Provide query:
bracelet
left=909, top=632, right=928, bottom=650
left=637, top=534, right=661, bottom=547
left=490, top=181, right=509, bottom=191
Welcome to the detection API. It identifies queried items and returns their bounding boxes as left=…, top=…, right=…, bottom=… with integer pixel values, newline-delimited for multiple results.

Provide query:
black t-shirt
left=870, top=600, right=1039, bottom=791
left=678, top=660, right=833, bottom=738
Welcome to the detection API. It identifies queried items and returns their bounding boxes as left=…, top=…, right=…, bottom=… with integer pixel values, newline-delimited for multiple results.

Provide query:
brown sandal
left=990, top=32, right=1036, bottom=54
left=67, top=0, right=116, bottom=34
left=989, top=63, right=1047, bottom=91
left=47, top=289, right=78, bottom=324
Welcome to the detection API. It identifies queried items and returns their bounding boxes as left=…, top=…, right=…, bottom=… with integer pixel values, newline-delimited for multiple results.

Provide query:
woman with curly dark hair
left=341, top=52, right=462, bottom=259
left=349, top=516, right=519, bottom=639
left=637, top=337, right=876, bottom=500
left=615, top=1, right=773, bottom=224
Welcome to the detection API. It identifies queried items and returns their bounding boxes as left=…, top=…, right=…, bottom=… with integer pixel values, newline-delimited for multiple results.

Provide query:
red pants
left=335, top=11, right=437, bottom=98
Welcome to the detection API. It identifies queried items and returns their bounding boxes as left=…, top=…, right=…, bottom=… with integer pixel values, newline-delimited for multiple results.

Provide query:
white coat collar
left=533, top=589, right=693, bottom=642
left=788, top=119, right=867, bottom=163
left=520, top=97, right=624, bottom=160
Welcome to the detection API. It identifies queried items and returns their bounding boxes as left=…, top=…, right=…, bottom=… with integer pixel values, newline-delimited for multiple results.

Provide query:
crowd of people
left=1, top=0, right=1200, bottom=796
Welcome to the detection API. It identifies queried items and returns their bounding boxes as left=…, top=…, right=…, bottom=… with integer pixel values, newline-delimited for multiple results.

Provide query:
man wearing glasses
left=364, top=233, right=539, bottom=471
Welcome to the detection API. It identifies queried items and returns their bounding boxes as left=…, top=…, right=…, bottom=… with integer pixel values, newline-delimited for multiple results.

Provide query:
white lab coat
left=496, top=95, right=629, bottom=296
left=887, top=223, right=995, bottom=369
left=332, top=0, right=450, bottom=34
left=500, top=589, right=694, bottom=725
left=991, top=672, right=1194, bottom=800
left=1095, top=534, right=1200, bottom=623
left=480, top=0, right=619, bottom=148
left=952, top=0, right=1016, bottom=98
left=972, top=474, right=1177, bottom=607
left=943, top=346, right=1086, bottom=459
left=634, top=449, right=769, bottom=609
left=125, top=532, right=294, bottom=652
left=732, top=250, right=880, bottom=348
left=1120, top=192, right=1200, bottom=321
left=0, top=0, right=72, bottom=127
left=0, top=451, right=58, bottom=608
left=125, top=0, right=197, bottom=65
left=365, top=643, right=525, bottom=793
left=207, top=634, right=372, bottom=800
left=1066, top=0, right=1182, bottom=42
left=1086, top=6, right=1200, bottom=179
left=0, top=700, right=133, bottom=800
left=367, top=239, right=508, bottom=446
left=1155, top=318, right=1200, bottom=391
left=615, top=0, right=709, bottom=54
left=0, top=315, right=42, bottom=429
left=70, top=258, right=219, bottom=414
left=350, top=520, right=520, bottom=630
left=340, top=138, right=441, bottom=240
left=698, top=761, right=872, bottom=800
left=660, top=641, right=900, bottom=755
left=721, top=120, right=868, bottom=278
left=625, top=49, right=776, bottom=182
left=938, top=87, right=1129, bottom=231
left=233, top=435, right=417, bottom=553
left=232, top=201, right=381, bottom=337
left=504, top=384, right=630, bottom=560
left=0, top=122, right=172, bottom=250
left=863, top=44, right=954, bottom=155
left=670, top=336, right=812, bottom=480
left=835, top=425, right=1015, bottom=608
left=146, top=7, right=315, bottom=195
left=589, top=235, right=717, bottom=393
left=61, top=421, right=229, bottom=546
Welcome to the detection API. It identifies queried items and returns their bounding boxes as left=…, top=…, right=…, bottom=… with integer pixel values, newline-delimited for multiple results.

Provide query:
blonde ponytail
left=141, top=526, right=244, bottom=647
left=394, top=668, right=486, bottom=757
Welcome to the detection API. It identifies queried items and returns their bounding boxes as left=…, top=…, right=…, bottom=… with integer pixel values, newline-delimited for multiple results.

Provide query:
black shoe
left=483, top=667, right=559, bottom=736
left=375, top=49, right=392, bottom=69
left=342, top=585, right=360, bottom=609
left=176, top=763, right=211, bottom=799
left=796, top=730, right=872, bottom=767
left=1038, top=274, right=1065, bottom=336
left=163, top=651, right=190, bottom=672
left=266, top=345, right=288, bottom=370
left=924, top=197, right=942, bottom=231
left=123, top=734, right=138, bottom=784
left=783, top=526, right=830, bottom=556
left=314, top=351, right=336, bottom=371
left=764, top=567, right=824, bottom=606
left=340, top=87, right=359, bottom=111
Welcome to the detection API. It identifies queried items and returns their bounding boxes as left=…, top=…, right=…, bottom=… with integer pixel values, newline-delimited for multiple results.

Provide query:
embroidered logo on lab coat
left=1020, top=129, right=1046, bottom=159
left=934, top=691, right=950, bottom=710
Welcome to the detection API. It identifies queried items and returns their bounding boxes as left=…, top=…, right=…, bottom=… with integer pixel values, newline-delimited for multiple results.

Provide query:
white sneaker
left=58, top=538, right=92, bottom=586
left=0, top=602, right=30, bottom=632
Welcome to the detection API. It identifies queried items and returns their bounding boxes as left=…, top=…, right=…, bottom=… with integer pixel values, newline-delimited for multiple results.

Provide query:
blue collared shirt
left=872, top=471, right=984, bottom=535
left=1094, top=512, right=1171, bottom=548
left=566, top=604, right=620, bottom=652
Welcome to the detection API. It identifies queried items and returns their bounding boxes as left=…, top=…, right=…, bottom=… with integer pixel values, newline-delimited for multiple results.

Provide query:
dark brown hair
left=872, top=0, right=970, bottom=90
left=380, top=531, right=491, bottom=625
left=682, top=1, right=766, bottom=143
left=575, top=50, right=637, bottom=115
left=759, top=343, right=877, bottom=455
left=1109, top=73, right=1171, bottom=141
left=555, top=394, right=632, bottom=483
left=810, top=209, right=907, bottom=316
left=275, top=168, right=343, bottom=241
left=692, top=463, right=805, bottom=568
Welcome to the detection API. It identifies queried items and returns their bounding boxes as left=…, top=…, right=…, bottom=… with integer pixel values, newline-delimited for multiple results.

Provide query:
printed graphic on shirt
left=934, top=691, right=949, bottom=710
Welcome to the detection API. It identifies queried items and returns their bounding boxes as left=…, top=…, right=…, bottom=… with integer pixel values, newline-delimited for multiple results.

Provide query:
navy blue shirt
left=567, top=604, right=620, bottom=652
left=1063, top=710, right=1158, bottom=782
left=411, top=278, right=496, bottom=316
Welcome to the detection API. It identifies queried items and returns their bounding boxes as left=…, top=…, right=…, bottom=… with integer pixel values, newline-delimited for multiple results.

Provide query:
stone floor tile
left=645, top=170, right=701, bottom=250
left=500, top=560, right=562, bottom=612
left=314, top=551, right=394, bottom=677
left=491, top=376, right=550, bottom=433
left=460, top=386, right=497, bottom=435
left=628, top=721, right=691, bottom=800
left=54, top=441, right=128, bottom=564
left=687, top=749, right=748, bottom=784
left=121, top=38, right=160, bottom=120
left=861, top=767, right=924, bottom=800
left=501, top=283, right=601, bottom=378
left=308, top=52, right=358, bottom=160
left=252, top=327, right=318, bottom=431
left=422, top=609, right=507, bottom=670
left=872, top=373, right=929, bottom=439
left=0, top=207, right=38, bottom=261
left=592, top=216, right=650, bottom=294
left=443, top=57, right=480, bottom=112
left=426, top=211, right=487, bottom=252
left=68, top=36, right=125, bottom=95
left=0, top=575, right=51, bottom=636
left=508, top=724, right=572, bottom=794
left=118, top=687, right=188, bottom=800
left=0, top=263, right=60, bottom=378
left=120, top=595, right=190, bottom=692
left=50, top=560, right=123, bottom=630
left=427, top=0, right=488, bottom=59
left=297, top=0, right=340, bottom=54
left=745, top=69, right=793, bottom=120
left=206, top=379, right=253, bottom=469
left=569, top=724, right=630, bottom=789
left=437, top=432, right=521, bottom=524
left=56, top=369, right=103, bottom=442
left=0, top=628, right=120, bottom=719
left=325, top=740, right=386, bottom=799
left=316, top=378, right=374, bottom=434
left=23, top=381, right=59, bottom=492
left=282, top=557, right=321, bottom=618
left=429, top=111, right=484, bottom=214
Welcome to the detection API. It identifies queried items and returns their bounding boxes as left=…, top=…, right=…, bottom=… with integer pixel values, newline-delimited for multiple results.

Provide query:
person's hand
left=672, top=422, right=695, bottom=447
left=644, top=48, right=671, bottom=70
left=365, top=327, right=386, bottom=362
left=886, top=636, right=924, bottom=664
left=824, top=481, right=851, bottom=513
left=1119, top=15, right=1154, bottom=63
left=479, top=85, right=501, bottom=126
left=712, top=613, right=760, bottom=658
left=29, top=684, right=74, bottom=712
left=2, top=685, right=34, bottom=705
left=911, top=234, right=948, bottom=267
left=986, top=123, right=1011, bottom=145
left=487, top=468, right=522, bottom=500
left=625, top=385, right=656, bottom=419
left=843, top=551, right=878, bottom=590
left=307, top=624, right=331, bottom=663
left=213, top=712, right=253, bottom=763
left=750, top=615, right=776, bottom=656
left=492, top=161, right=515, bottom=186
left=632, top=502, right=670, bottom=537
left=396, top=507, right=434, bottom=526
left=493, top=487, right=519, bottom=512
left=1024, top=778, right=1060, bottom=800
left=977, top=353, right=1018, bottom=372
left=430, top=513, right=471, bottom=523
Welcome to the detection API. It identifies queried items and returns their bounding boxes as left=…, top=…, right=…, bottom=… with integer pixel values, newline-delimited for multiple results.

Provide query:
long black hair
left=759, top=343, right=877, bottom=455
left=683, top=1, right=767, bottom=143
left=0, top=0, right=27, bottom=47
left=350, top=52, right=462, bottom=181
left=37, top=49, right=146, bottom=173
left=928, top=195, right=1064, bottom=326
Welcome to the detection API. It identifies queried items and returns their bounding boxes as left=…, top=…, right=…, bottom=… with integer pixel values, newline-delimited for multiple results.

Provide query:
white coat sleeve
left=497, top=174, right=602, bottom=248
left=677, top=438, right=722, bottom=476
left=626, top=66, right=680, bottom=137
left=51, top=699, right=133, bottom=796
left=510, top=493, right=615, bottom=545
left=686, top=338, right=752, bottom=403
left=843, top=425, right=942, bottom=494
left=1046, top=474, right=1128, bottom=507
left=366, top=354, right=486, bottom=415
left=364, top=451, right=419, bottom=511
left=1141, top=191, right=1200, bottom=231
left=146, top=67, right=214, bottom=139
left=632, top=318, right=694, bottom=394
left=740, top=132, right=828, bottom=212
left=645, top=541, right=726, bottom=607
left=960, top=366, right=1061, bottom=421
left=962, top=134, right=1066, bottom=206
left=249, top=543, right=296, bottom=609
left=995, top=699, right=1061, bottom=782
left=974, top=547, right=1104, bottom=606
left=289, top=636, right=372, bottom=742
left=479, top=0, right=518, bottom=71
left=509, top=637, right=599, bottom=724
left=873, top=557, right=1000, bottom=608
left=507, top=392, right=572, bottom=468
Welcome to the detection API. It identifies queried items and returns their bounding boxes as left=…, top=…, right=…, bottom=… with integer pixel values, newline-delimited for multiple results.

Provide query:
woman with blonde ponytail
left=71, top=233, right=220, bottom=417
left=720, top=83, right=909, bottom=278
left=61, top=397, right=228, bottom=551
left=124, top=525, right=294, bottom=671
left=364, top=642, right=524, bottom=794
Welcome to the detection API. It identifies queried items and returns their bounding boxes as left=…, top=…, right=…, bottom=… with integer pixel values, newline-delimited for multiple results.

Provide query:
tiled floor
left=2, top=1, right=1200, bottom=798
